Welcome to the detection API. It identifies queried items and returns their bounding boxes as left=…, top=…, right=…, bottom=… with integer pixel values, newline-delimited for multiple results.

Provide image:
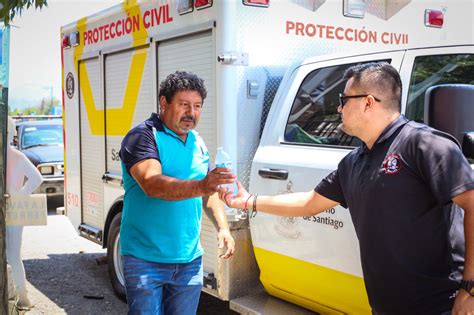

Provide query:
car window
left=21, top=124, right=64, bottom=149
left=405, top=54, right=474, bottom=123
left=284, top=60, right=390, bottom=147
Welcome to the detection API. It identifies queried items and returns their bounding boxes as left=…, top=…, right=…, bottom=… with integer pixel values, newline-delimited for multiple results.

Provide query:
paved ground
left=16, top=208, right=237, bottom=314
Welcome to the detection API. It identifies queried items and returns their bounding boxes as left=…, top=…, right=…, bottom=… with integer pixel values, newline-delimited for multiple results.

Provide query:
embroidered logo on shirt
left=383, top=153, right=402, bottom=174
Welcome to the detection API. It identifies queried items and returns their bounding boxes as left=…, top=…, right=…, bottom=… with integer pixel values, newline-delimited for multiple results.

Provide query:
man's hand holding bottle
left=199, top=167, right=236, bottom=196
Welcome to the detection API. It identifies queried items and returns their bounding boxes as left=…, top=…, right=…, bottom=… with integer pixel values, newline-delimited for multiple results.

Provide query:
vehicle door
left=102, top=44, right=154, bottom=219
left=78, top=56, right=106, bottom=232
left=399, top=45, right=474, bottom=166
left=400, top=45, right=474, bottom=122
left=249, top=52, right=404, bottom=311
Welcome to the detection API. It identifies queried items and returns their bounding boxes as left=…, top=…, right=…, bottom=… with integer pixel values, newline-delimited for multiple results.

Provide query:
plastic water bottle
left=215, top=147, right=240, bottom=220
left=215, top=147, right=236, bottom=193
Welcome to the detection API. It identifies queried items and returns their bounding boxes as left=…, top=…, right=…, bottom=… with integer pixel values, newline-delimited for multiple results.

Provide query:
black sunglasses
left=339, top=93, right=381, bottom=108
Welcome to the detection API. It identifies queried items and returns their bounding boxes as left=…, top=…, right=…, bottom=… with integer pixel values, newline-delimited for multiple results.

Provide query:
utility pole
left=0, top=23, right=10, bottom=315
left=0, top=87, right=7, bottom=315
left=0, top=4, right=49, bottom=312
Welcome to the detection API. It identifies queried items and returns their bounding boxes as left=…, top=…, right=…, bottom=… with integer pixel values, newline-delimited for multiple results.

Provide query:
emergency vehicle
left=61, top=0, right=474, bottom=313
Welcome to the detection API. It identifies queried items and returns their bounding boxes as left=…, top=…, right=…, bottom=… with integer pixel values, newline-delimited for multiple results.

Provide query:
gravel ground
left=16, top=209, right=237, bottom=315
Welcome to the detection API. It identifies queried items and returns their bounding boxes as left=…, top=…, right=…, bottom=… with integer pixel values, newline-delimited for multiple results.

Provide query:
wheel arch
left=103, top=196, right=123, bottom=248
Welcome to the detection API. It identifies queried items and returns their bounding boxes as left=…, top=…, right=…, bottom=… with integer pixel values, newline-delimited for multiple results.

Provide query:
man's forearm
left=132, top=159, right=234, bottom=200
left=463, top=204, right=474, bottom=280
left=206, top=193, right=229, bottom=230
left=454, top=190, right=474, bottom=280
left=142, top=174, right=203, bottom=200
left=249, top=191, right=338, bottom=217
left=213, top=206, right=229, bottom=231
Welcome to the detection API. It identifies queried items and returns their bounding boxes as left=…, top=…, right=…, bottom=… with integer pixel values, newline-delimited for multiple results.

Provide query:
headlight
left=39, top=166, right=54, bottom=175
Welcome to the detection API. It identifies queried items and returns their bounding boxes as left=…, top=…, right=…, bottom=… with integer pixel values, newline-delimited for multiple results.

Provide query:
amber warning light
left=425, top=9, right=444, bottom=28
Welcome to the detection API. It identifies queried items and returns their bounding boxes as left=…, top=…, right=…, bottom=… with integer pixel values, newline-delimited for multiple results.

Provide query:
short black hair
left=343, top=62, right=402, bottom=112
left=159, top=71, right=207, bottom=104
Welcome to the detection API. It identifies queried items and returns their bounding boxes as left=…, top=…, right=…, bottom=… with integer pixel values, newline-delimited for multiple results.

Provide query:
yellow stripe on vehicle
left=253, top=247, right=371, bottom=315
left=74, top=1, right=149, bottom=136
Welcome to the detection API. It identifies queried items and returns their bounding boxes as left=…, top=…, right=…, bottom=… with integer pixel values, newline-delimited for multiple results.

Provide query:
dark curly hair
left=159, top=71, right=207, bottom=104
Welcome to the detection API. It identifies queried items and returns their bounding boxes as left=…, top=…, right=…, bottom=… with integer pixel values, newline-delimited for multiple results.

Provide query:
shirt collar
left=147, top=113, right=164, bottom=131
left=375, top=115, right=408, bottom=145
left=359, top=115, right=408, bottom=154
left=149, top=113, right=195, bottom=144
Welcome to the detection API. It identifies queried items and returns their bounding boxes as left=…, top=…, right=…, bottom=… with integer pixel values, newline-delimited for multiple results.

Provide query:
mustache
left=180, top=115, right=195, bottom=123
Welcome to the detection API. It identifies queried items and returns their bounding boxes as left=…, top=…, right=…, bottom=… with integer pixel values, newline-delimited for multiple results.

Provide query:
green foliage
left=405, top=54, right=474, bottom=122
left=0, top=0, right=48, bottom=25
left=411, top=55, right=474, bottom=85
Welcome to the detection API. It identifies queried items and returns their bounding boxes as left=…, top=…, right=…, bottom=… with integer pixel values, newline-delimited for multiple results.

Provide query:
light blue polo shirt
left=119, top=114, right=209, bottom=263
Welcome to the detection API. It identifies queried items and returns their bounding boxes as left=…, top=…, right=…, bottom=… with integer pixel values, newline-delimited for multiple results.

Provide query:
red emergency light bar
left=243, top=0, right=270, bottom=7
left=62, top=35, right=71, bottom=48
left=195, top=0, right=212, bottom=10
left=425, top=9, right=444, bottom=28
left=178, top=0, right=213, bottom=14
left=62, top=32, right=80, bottom=49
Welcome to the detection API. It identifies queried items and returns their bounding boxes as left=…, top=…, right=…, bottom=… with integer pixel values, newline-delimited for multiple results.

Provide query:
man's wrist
left=460, top=279, right=474, bottom=296
left=196, top=179, right=207, bottom=196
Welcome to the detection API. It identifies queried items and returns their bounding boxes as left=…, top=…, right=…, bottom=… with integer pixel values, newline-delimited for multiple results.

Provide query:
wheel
left=107, top=212, right=126, bottom=301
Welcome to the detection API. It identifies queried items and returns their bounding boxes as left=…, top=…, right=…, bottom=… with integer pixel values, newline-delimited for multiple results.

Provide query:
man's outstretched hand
left=219, top=180, right=251, bottom=210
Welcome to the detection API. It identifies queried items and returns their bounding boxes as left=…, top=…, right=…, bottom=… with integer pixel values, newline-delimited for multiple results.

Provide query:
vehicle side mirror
left=425, top=84, right=474, bottom=159
left=463, top=132, right=474, bottom=161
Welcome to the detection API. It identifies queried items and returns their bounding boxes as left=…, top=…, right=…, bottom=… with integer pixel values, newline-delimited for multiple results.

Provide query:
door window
left=284, top=60, right=389, bottom=147
left=405, top=54, right=474, bottom=123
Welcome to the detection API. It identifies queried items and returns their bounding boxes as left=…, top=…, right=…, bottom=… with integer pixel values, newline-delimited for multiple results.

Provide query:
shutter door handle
left=258, top=168, right=289, bottom=180
left=102, top=173, right=123, bottom=186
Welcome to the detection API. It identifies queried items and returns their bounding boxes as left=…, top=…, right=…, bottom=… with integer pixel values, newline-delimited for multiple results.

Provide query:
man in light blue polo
left=119, top=71, right=235, bottom=315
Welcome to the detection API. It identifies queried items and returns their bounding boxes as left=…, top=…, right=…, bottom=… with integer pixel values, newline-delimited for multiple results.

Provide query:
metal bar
left=11, top=114, right=62, bottom=121
left=0, top=85, right=9, bottom=314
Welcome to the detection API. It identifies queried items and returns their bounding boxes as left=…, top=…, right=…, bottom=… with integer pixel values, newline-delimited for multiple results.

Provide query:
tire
left=107, top=212, right=126, bottom=301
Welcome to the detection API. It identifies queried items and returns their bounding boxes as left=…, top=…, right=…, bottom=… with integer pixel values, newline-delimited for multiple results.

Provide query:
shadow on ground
left=24, top=253, right=124, bottom=314
left=20, top=197, right=237, bottom=314
left=24, top=251, right=237, bottom=314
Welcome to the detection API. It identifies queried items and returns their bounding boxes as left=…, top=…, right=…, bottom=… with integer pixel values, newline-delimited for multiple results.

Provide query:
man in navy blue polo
left=120, top=71, right=235, bottom=315
left=222, top=63, right=474, bottom=314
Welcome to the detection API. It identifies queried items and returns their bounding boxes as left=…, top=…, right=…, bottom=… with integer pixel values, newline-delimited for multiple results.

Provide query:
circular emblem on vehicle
left=66, top=72, right=75, bottom=99
left=383, top=153, right=402, bottom=174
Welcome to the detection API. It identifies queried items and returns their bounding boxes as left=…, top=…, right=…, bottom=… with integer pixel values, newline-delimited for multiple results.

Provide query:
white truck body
left=61, top=0, right=473, bottom=313
left=247, top=45, right=474, bottom=314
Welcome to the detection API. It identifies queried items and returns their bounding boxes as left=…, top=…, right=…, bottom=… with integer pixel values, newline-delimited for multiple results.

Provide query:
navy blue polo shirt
left=119, top=113, right=209, bottom=263
left=315, top=115, right=474, bottom=314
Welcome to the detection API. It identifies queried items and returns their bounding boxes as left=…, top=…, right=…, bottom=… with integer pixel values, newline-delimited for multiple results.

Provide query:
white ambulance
left=61, top=0, right=474, bottom=313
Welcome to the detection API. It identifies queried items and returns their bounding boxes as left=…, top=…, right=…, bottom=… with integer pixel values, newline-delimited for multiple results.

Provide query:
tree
left=1, top=1, right=48, bottom=313
left=0, top=0, right=48, bottom=25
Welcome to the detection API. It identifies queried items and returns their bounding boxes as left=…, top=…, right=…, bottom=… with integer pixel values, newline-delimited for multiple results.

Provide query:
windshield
left=21, top=123, right=63, bottom=149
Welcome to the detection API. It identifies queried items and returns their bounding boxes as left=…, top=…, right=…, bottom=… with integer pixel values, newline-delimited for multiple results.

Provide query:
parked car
left=15, top=119, right=64, bottom=207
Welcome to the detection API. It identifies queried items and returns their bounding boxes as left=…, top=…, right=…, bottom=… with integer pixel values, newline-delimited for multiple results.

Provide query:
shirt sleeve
left=314, top=169, right=348, bottom=208
left=119, top=126, right=160, bottom=174
left=415, top=129, right=474, bottom=205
